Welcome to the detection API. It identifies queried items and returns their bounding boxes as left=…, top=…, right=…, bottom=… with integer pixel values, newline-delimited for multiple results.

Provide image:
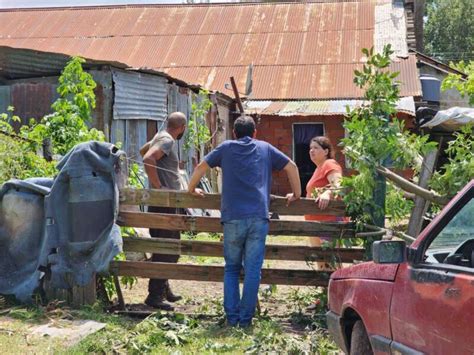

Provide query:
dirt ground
left=121, top=229, right=322, bottom=321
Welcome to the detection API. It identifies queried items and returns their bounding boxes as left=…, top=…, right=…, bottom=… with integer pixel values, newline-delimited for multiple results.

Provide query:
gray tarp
left=421, top=107, right=474, bottom=131
left=0, top=141, right=124, bottom=302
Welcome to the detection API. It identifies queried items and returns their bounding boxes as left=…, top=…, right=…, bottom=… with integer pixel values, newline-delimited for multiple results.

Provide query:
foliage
left=424, top=0, right=474, bottom=63
left=0, top=108, right=56, bottom=183
left=430, top=124, right=474, bottom=197
left=0, top=57, right=106, bottom=183
left=386, top=182, right=414, bottom=227
left=29, top=57, right=105, bottom=155
left=441, top=61, right=474, bottom=106
left=183, top=89, right=213, bottom=160
left=342, top=45, right=436, bottom=227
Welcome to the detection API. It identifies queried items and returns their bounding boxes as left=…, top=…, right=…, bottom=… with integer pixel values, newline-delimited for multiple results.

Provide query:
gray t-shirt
left=149, top=131, right=181, bottom=190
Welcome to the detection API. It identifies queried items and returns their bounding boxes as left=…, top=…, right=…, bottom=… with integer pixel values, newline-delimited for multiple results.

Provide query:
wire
left=126, top=156, right=182, bottom=177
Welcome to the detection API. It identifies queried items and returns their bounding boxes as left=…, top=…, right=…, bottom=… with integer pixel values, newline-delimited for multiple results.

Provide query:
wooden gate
left=110, top=189, right=367, bottom=290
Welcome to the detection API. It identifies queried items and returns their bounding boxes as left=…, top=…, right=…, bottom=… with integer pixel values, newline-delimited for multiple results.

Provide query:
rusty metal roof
left=0, top=1, right=421, bottom=100
left=244, top=96, right=416, bottom=116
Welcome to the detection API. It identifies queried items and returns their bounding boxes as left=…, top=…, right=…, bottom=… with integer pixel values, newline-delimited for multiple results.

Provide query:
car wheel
left=350, top=320, right=373, bottom=355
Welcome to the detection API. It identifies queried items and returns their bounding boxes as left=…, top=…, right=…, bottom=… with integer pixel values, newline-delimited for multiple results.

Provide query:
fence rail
left=119, top=188, right=346, bottom=216
left=122, top=236, right=365, bottom=262
left=102, top=188, right=373, bottom=306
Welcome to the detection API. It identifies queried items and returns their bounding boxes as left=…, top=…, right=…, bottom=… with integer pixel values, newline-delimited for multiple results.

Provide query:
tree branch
left=376, top=166, right=450, bottom=206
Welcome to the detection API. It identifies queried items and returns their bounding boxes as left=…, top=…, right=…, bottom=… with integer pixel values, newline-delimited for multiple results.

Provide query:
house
left=0, top=1, right=467, bottom=195
left=0, top=45, right=233, bottom=177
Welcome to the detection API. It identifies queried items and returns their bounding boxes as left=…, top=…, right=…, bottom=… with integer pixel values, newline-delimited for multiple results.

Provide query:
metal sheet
left=112, top=69, right=167, bottom=121
left=0, top=1, right=420, bottom=100
left=244, top=97, right=416, bottom=116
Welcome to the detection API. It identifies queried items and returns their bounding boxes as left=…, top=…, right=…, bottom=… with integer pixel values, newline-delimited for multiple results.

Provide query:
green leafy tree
left=342, top=45, right=436, bottom=228
left=1, top=56, right=106, bottom=183
left=0, top=108, right=56, bottom=183
left=183, top=89, right=213, bottom=161
left=29, top=57, right=105, bottom=155
left=441, top=61, right=474, bottom=106
left=430, top=124, right=474, bottom=197
left=424, top=0, right=474, bottom=63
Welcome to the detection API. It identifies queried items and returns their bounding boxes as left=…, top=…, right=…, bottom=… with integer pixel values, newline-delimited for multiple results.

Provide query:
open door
left=293, top=123, right=324, bottom=197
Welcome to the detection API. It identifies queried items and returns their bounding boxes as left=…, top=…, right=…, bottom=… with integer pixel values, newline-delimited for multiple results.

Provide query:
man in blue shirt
left=188, top=116, right=301, bottom=327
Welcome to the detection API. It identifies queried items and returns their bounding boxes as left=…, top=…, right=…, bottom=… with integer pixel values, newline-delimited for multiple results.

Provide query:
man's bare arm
left=283, top=160, right=301, bottom=204
left=140, top=142, right=151, bottom=157
left=143, top=146, right=165, bottom=189
left=188, top=160, right=210, bottom=196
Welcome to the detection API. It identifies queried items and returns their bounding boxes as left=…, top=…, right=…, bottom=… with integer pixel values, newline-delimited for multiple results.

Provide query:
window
left=424, top=198, right=474, bottom=266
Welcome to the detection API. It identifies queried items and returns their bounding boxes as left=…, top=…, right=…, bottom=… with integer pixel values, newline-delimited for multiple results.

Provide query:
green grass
left=0, top=286, right=337, bottom=354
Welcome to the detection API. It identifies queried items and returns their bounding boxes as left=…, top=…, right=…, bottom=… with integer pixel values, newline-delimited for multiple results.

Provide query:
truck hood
left=331, top=262, right=400, bottom=281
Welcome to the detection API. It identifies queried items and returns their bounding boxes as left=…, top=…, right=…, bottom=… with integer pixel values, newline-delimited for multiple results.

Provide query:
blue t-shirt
left=204, top=136, right=289, bottom=223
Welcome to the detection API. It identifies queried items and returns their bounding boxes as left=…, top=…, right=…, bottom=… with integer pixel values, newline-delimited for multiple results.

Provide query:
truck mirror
left=373, top=240, right=406, bottom=264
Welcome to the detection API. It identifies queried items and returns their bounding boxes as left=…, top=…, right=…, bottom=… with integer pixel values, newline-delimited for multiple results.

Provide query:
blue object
left=204, top=137, right=289, bottom=223
left=223, top=217, right=269, bottom=326
left=420, top=74, right=441, bottom=102
left=0, top=141, right=124, bottom=302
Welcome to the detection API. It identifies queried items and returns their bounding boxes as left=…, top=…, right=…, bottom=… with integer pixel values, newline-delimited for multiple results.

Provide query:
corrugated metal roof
left=244, top=96, right=416, bottom=116
left=0, top=1, right=421, bottom=100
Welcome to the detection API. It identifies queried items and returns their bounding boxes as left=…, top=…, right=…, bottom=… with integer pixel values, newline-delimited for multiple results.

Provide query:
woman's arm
left=316, top=171, right=342, bottom=210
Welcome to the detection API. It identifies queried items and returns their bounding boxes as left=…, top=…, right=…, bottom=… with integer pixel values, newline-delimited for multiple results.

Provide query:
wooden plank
left=109, top=261, right=331, bottom=287
left=123, top=236, right=364, bottom=262
left=407, top=149, right=439, bottom=237
left=117, top=212, right=356, bottom=238
left=119, top=188, right=346, bottom=216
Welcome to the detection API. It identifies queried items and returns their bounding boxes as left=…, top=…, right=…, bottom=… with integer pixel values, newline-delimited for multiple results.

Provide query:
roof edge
left=0, top=0, right=377, bottom=12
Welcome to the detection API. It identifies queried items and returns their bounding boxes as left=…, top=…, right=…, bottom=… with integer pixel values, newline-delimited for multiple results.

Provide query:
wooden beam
left=117, top=212, right=356, bottom=238
left=119, top=188, right=346, bottom=216
left=109, top=261, right=331, bottom=287
left=407, top=149, right=439, bottom=237
left=376, top=166, right=450, bottom=206
left=122, top=237, right=364, bottom=262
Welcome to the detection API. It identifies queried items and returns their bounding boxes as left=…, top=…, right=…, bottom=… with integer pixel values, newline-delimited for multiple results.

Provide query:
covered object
left=0, top=141, right=123, bottom=302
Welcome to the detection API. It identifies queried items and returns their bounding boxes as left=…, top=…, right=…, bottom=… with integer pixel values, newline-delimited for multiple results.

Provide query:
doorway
left=293, top=123, right=324, bottom=197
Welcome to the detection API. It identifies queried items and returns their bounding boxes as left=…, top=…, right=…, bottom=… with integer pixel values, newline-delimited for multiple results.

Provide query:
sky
left=0, top=0, right=235, bottom=8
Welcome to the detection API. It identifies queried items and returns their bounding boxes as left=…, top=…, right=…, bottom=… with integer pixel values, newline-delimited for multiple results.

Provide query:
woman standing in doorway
left=304, top=136, right=345, bottom=268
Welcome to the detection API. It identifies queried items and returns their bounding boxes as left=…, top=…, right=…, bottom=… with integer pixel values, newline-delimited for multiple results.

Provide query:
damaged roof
left=0, top=1, right=421, bottom=100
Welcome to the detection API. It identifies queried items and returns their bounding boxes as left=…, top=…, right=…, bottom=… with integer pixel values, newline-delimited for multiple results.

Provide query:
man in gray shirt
left=140, top=112, right=187, bottom=310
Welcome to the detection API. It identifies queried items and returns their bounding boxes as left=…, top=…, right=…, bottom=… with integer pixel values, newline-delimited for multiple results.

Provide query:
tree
left=29, top=57, right=105, bottom=155
left=441, top=61, right=474, bottom=106
left=424, top=0, right=474, bottom=63
left=0, top=57, right=105, bottom=183
left=342, top=45, right=437, bottom=229
left=183, top=89, right=213, bottom=162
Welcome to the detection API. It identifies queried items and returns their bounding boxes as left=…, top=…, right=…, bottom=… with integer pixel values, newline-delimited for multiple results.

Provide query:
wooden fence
left=110, top=189, right=368, bottom=293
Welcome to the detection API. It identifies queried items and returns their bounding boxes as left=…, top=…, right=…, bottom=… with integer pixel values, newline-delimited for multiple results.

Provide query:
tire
left=350, top=320, right=373, bottom=355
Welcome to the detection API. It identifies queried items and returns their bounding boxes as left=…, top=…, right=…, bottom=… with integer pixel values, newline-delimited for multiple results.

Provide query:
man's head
left=167, top=112, right=187, bottom=140
left=233, top=116, right=256, bottom=139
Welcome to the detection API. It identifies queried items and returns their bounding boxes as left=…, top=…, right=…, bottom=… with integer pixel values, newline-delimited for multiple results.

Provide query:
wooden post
left=407, top=149, right=439, bottom=237
left=230, top=76, right=244, bottom=115
left=42, top=138, right=53, bottom=162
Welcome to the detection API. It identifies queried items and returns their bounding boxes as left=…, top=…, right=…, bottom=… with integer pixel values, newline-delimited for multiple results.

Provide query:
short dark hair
left=234, top=116, right=256, bottom=138
left=311, top=136, right=335, bottom=159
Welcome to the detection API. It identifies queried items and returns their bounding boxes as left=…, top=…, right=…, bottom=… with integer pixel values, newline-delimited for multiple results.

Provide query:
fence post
left=42, top=138, right=53, bottom=161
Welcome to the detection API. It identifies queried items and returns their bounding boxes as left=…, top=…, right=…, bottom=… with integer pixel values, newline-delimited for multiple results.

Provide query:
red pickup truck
left=327, top=180, right=474, bottom=355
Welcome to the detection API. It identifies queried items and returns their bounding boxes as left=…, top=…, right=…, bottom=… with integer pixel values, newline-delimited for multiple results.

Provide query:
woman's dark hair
left=311, top=136, right=335, bottom=159
left=234, top=116, right=256, bottom=138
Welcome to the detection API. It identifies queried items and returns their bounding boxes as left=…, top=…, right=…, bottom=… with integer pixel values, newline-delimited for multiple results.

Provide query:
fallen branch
left=393, top=230, right=416, bottom=244
left=376, top=166, right=450, bottom=206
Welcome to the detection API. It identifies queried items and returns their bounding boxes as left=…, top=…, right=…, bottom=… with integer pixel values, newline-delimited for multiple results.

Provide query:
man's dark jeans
left=147, top=206, right=181, bottom=298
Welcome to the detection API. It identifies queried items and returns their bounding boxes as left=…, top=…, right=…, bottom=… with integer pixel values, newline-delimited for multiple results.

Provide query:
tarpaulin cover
left=421, top=107, right=474, bottom=131
left=0, top=141, right=124, bottom=302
